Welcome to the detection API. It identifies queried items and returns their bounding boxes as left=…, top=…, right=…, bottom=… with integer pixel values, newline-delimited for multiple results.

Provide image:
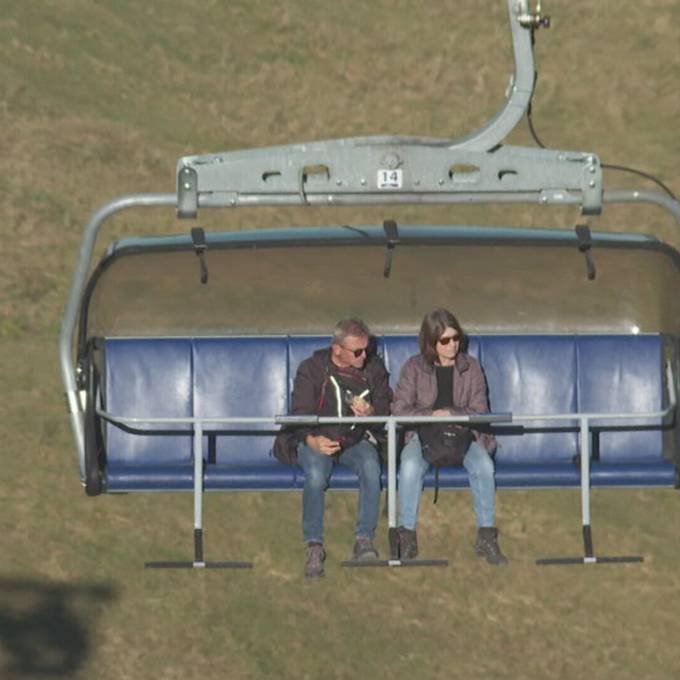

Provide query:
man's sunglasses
left=343, top=345, right=368, bottom=357
left=438, top=333, right=461, bottom=346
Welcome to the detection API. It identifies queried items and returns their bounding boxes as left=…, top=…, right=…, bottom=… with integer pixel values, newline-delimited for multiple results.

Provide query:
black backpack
left=273, top=364, right=372, bottom=464
left=418, top=423, right=474, bottom=503
left=316, top=364, right=371, bottom=449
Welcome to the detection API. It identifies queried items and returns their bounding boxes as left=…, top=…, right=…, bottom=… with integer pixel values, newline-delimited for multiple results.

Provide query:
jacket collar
left=421, top=352, right=470, bottom=375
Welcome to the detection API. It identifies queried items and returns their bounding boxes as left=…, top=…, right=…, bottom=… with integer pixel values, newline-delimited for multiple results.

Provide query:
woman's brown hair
left=418, top=308, right=465, bottom=365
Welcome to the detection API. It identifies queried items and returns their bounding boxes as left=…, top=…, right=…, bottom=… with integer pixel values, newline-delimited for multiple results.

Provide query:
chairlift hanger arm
left=176, top=1, right=602, bottom=217
left=178, top=142, right=602, bottom=216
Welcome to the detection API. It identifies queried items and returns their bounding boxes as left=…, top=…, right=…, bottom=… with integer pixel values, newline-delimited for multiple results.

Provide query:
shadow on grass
left=0, top=577, right=117, bottom=678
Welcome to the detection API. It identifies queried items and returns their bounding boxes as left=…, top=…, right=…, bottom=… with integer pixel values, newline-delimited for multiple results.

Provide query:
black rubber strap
left=575, top=224, right=596, bottom=280
left=383, top=219, right=399, bottom=278
left=191, top=227, right=209, bottom=284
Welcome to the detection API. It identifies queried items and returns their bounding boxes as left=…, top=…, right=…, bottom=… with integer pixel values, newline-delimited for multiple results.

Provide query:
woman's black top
left=432, top=364, right=454, bottom=410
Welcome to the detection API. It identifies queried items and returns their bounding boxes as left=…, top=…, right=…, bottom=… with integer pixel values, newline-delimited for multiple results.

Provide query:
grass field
left=1, top=1, right=680, bottom=678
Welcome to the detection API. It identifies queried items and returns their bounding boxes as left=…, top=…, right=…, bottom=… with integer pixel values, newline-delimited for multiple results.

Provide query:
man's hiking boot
left=397, top=527, right=418, bottom=560
left=474, top=527, right=509, bottom=566
left=304, top=542, right=326, bottom=578
left=352, top=536, right=379, bottom=561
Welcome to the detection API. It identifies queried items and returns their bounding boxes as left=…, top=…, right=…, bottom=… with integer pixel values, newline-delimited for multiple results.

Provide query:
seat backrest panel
left=577, top=335, right=664, bottom=462
left=104, top=338, right=193, bottom=464
left=286, top=336, right=329, bottom=400
left=480, top=335, right=578, bottom=463
left=193, top=337, right=288, bottom=465
left=102, top=333, right=670, bottom=475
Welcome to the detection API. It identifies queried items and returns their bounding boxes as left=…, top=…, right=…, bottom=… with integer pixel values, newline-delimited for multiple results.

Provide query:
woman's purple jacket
left=391, top=353, right=497, bottom=454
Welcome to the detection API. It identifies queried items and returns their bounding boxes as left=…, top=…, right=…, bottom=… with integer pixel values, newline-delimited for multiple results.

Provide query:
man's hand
left=350, top=396, right=374, bottom=417
left=306, top=434, right=341, bottom=455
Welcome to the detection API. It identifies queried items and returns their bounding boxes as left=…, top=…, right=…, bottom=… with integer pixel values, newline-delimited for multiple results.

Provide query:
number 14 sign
left=377, top=169, right=403, bottom=189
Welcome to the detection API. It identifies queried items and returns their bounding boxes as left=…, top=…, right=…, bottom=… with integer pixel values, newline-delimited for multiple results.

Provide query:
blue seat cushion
left=205, top=465, right=296, bottom=490
left=418, top=463, right=581, bottom=489
left=106, top=465, right=194, bottom=491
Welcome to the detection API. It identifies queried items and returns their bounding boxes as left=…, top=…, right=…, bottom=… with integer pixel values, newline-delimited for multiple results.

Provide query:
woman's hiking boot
left=474, top=527, right=508, bottom=566
left=352, top=536, right=379, bottom=560
left=397, top=527, right=418, bottom=560
left=304, top=542, right=326, bottom=578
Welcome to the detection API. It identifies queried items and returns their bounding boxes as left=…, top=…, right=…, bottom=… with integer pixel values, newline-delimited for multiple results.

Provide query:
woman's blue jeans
left=398, top=434, right=496, bottom=529
left=297, top=439, right=381, bottom=544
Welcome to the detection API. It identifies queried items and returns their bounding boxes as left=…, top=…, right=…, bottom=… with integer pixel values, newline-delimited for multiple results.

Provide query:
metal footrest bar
left=145, top=561, right=253, bottom=569
left=341, top=559, right=449, bottom=568
left=536, top=524, right=643, bottom=566
left=535, top=556, right=643, bottom=566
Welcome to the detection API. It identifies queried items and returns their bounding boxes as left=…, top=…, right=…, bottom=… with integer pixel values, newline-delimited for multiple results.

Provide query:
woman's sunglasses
left=438, top=333, right=461, bottom=346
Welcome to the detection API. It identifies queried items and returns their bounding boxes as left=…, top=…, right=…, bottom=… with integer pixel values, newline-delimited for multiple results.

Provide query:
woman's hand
left=432, top=408, right=452, bottom=417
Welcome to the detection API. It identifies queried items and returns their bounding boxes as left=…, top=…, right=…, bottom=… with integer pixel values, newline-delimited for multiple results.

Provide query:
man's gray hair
left=332, top=318, right=371, bottom=345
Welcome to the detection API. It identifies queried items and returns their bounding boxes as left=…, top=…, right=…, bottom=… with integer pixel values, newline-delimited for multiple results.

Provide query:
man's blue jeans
left=398, top=434, right=496, bottom=529
left=297, top=439, right=381, bottom=544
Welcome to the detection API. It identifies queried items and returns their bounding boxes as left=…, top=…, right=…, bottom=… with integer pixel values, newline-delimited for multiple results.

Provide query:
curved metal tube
left=59, top=193, right=176, bottom=479
left=448, top=0, right=536, bottom=151
left=603, top=190, right=680, bottom=231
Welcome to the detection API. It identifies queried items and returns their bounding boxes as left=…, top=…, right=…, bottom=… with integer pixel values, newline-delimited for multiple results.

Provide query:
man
left=289, top=319, right=391, bottom=578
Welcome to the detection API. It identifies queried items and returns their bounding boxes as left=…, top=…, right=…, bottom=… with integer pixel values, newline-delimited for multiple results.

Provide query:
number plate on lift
left=377, top=169, right=403, bottom=189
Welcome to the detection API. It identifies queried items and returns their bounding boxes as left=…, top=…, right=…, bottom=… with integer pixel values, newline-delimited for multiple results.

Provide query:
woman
left=392, top=308, right=507, bottom=565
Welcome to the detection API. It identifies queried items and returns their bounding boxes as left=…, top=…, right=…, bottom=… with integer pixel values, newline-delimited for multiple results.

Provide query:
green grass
left=1, top=1, right=680, bottom=678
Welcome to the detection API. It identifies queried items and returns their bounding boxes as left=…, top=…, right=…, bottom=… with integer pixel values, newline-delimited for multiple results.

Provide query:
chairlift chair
left=60, top=0, right=680, bottom=569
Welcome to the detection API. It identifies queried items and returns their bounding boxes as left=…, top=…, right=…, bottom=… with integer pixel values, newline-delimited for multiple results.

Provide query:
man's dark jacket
left=273, top=348, right=391, bottom=464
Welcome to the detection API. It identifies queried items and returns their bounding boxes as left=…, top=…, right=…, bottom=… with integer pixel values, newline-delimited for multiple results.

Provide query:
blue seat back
left=480, top=335, right=578, bottom=464
left=104, top=338, right=193, bottom=465
left=287, top=336, right=328, bottom=398
left=193, top=337, right=288, bottom=465
left=577, top=335, right=665, bottom=462
left=103, top=333, right=671, bottom=482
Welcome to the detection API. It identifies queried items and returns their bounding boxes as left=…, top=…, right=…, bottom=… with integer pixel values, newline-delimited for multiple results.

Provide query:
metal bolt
left=414, top=179, right=420, bottom=186
left=589, top=166, right=597, bottom=174
left=589, top=180, right=596, bottom=188
left=183, top=182, right=191, bottom=190
left=557, top=153, right=565, bottom=161
left=541, top=196, right=548, bottom=204
left=328, top=196, right=334, bottom=203
left=336, top=179, right=342, bottom=186
left=230, top=199, right=236, bottom=207
left=438, top=179, right=444, bottom=186
left=360, top=178, right=367, bottom=186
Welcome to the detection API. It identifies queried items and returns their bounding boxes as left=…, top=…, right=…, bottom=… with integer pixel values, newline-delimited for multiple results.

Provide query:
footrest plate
left=341, top=558, right=449, bottom=568
left=145, top=560, right=253, bottom=569
left=536, top=555, right=643, bottom=566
